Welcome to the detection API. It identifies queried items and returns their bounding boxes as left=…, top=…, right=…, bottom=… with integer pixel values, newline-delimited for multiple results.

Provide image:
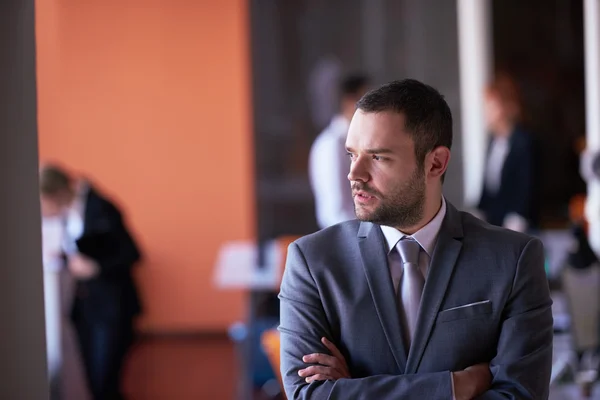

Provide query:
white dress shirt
left=42, top=216, right=66, bottom=273
left=380, top=197, right=447, bottom=294
left=309, top=115, right=355, bottom=229
left=62, top=181, right=89, bottom=256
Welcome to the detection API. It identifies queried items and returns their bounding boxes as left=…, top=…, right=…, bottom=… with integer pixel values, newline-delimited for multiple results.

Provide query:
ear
left=425, top=146, right=451, bottom=180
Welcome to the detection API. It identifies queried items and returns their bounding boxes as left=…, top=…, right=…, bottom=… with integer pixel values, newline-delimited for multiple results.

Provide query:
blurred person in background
left=40, top=164, right=142, bottom=400
left=477, top=73, right=539, bottom=233
left=309, top=73, right=370, bottom=229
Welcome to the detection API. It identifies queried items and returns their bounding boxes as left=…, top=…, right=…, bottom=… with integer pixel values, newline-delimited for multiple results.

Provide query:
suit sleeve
left=279, top=243, right=453, bottom=400
left=475, top=238, right=553, bottom=399
left=95, top=205, right=141, bottom=279
left=508, top=138, right=535, bottom=222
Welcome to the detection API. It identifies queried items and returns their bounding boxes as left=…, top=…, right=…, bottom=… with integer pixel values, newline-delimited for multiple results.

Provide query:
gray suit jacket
left=279, top=202, right=553, bottom=399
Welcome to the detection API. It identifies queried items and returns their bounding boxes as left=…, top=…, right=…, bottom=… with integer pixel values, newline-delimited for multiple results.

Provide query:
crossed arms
left=278, top=239, right=553, bottom=399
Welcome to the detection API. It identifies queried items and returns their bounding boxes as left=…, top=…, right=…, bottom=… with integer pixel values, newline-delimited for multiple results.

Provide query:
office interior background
left=3, top=0, right=600, bottom=399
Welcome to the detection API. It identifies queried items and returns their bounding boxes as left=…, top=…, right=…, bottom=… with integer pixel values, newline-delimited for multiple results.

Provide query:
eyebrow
left=345, top=147, right=395, bottom=154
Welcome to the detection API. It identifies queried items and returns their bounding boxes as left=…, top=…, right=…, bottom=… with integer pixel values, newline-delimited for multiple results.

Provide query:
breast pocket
left=437, top=300, right=493, bottom=323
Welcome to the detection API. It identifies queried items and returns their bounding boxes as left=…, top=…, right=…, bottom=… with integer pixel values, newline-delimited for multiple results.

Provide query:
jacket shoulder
left=460, top=210, right=541, bottom=250
left=294, top=220, right=360, bottom=252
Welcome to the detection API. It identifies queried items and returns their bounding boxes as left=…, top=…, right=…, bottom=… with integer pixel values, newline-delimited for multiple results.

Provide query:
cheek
left=371, top=166, right=403, bottom=191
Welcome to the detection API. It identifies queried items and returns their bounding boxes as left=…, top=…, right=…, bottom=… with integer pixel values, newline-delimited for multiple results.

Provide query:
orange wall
left=35, top=0, right=253, bottom=332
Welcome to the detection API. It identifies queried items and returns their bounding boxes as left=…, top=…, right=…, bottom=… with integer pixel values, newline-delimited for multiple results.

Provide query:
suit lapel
left=358, top=222, right=408, bottom=372
left=405, top=202, right=464, bottom=373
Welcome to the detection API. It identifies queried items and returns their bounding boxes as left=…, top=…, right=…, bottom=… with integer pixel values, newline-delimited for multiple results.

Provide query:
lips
left=354, top=191, right=376, bottom=199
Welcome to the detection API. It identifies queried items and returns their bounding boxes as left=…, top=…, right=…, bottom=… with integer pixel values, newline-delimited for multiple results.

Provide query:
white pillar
left=456, top=0, right=493, bottom=208
left=42, top=217, right=65, bottom=387
left=0, top=1, right=50, bottom=399
left=584, top=0, right=600, bottom=255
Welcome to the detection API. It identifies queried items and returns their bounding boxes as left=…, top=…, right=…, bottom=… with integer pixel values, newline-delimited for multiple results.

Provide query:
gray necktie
left=397, top=238, right=424, bottom=347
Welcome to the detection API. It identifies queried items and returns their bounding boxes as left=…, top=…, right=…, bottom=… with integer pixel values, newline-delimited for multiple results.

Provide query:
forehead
left=346, top=110, right=412, bottom=151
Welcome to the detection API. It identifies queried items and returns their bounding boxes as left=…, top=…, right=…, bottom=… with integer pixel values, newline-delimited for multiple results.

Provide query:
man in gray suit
left=279, top=79, right=553, bottom=399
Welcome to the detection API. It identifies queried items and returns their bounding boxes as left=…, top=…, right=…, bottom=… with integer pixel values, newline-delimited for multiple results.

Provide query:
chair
left=274, top=235, right=301, bottom=288
left=256, top=235, right=298, bottom=400
left=569, top=194, right=588, bottom=234
left=261, top=328, right=287, bottom=399
left=554, top=264, right=600, bottom=389
left=562, top=264, right=600, bottom=355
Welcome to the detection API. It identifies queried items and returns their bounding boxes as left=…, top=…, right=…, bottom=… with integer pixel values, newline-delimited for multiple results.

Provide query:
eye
left=347, top=152, right=356, bottom=160
left=372, top=155, right=384, bottom=161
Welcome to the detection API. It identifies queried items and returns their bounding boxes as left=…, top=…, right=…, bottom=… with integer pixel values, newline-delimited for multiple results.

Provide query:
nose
left=348, top=156, right=369, bottom=183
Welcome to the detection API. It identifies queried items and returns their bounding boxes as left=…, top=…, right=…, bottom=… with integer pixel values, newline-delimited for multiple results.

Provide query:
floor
left=123, top=335, right=241, bottom=400
left=61, top=333, right=273, bottom=400
left=51, top=268, right=282, bottom=400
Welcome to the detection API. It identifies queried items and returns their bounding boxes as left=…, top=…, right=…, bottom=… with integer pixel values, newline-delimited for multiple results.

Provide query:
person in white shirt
left=477, top=73, right=538, bottom=233
left=40, top=164, right=142, bottom=400
left=309, top=73, right=370, bottom=229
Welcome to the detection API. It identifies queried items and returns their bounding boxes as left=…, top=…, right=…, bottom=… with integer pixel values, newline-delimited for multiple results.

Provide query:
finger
left=305, top=374, right=334, bottom=383
left=298, top=365, right=337, bottom=378
left=321, top=337, right=346, bottom=363
left=321, top=338, right=350, bottom=376
left=302, top=353, right=339, bottom=367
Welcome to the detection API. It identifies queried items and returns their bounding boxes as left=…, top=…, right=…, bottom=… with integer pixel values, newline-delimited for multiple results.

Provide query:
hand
left=452, top=363, right=492, bottom=400
left=68, top=254, right=100, bottom=280
left=298, top=337, right=351, bottom=383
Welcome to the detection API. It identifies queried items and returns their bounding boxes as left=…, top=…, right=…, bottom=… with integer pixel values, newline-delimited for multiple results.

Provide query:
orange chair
left=261, top=235, right=298, bottom=399
left=261, top=328, right=287, bottom=399
left=275, top=235, right=301, bottom=288
left=569, top=194, right=588, bottom=233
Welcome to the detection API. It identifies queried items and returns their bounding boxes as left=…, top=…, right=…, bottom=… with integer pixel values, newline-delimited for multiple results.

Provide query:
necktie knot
left=396, top=238, right=421, bottom=265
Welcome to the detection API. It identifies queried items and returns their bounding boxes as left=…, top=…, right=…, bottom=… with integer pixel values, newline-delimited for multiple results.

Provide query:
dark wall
left=493, top=0, right=586, bottom=225
left=250, top=0, right=463, bottom=241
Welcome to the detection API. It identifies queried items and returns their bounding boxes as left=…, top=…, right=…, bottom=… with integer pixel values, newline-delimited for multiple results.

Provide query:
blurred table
left=213, top=240, right=283, bottom=290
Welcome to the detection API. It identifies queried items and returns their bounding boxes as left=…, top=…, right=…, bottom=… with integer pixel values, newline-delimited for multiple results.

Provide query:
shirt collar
left=380, top=197, right=447, bottom=256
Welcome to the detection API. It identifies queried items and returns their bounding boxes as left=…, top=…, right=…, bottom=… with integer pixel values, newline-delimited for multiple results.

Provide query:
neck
left=395, top=190, right=443, bottom=235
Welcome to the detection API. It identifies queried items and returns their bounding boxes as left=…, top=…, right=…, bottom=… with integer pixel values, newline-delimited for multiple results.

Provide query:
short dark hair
left=40, top=164, right=72, bottom=196
left=340, top=73, right=370, bottom=98
left=356, top=79, right=453, bottom=167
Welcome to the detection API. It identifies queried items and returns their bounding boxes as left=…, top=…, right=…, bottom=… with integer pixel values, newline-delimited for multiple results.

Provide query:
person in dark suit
left=40, top=164, right=142, bottom=400
left=279, top=80, right=552, bottom=399
left=478, top=73, right=538, bottom=232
